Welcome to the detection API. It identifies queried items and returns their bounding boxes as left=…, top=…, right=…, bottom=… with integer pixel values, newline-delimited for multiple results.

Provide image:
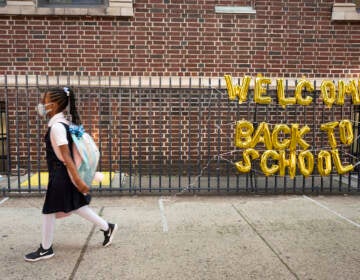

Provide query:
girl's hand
left=78, top=182, right=90, bottom=194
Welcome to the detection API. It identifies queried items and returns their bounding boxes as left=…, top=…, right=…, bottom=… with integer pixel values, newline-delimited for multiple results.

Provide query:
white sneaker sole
left=104, top=224, right=118, bottom=248
left=24, top=253, right=55, bottom=262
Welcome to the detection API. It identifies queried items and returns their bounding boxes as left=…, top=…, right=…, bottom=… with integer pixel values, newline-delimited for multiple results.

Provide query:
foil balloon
left=260, top=150, right=279, bottom=176
left=224, top=75, right=251, bottom=103
left=234, top=148, right=260, bottom=173
left=255, top=76, right=272, bottom=104
left=331, top=149, right=354, bottom=175
left=272, top=124, right=291, bottom=150
left=295, top=78, right=314, bottom=106
left=339, top=120, right=354, bottom=146
left=251, top=122, right=273, bottom=150
left=320, top=122, right=338, bottom=149
left=279, top=150, right=296, bottom=178
left=289, top=124, right=311, bottom=151
left=234, top=120, right=254, bottom=148
left=277, top=78, right=296, bottom=109
left=298, top=150, right=314, bottom=177
left=320, top=80, right=336, bottom=108
left=317, top=150, right=332, bottom=176
left=346, top=80, right=360, bottom=105
left=336, top=80, right=346, bottom=106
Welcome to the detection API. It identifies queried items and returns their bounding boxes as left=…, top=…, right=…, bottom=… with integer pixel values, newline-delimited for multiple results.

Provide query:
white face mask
left=36, top=103, right=53, bottom=117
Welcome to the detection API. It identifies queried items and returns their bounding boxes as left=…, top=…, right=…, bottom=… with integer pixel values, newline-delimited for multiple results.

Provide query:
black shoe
left=24, top=245, right=54, bottom=262
left=102, top=223, right=118, bottom=247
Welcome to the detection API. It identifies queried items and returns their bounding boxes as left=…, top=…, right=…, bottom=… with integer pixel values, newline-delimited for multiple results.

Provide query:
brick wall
left=0, top=0, right=359, bottom=78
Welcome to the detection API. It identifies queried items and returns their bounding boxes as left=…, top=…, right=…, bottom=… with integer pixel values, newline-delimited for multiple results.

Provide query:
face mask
left=36, top=103, right=53, bottom=117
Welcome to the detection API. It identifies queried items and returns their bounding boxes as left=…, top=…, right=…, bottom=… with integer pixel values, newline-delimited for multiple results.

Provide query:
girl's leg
left=73, top=206, right=109, bottom=231
left=42, top=214, right=56, bottom=250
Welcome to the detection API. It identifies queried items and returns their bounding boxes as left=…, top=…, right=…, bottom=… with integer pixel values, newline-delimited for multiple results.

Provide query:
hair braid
left=46, top=87, right=81, bottom=125
left=68, top=88, right=81, bottom=125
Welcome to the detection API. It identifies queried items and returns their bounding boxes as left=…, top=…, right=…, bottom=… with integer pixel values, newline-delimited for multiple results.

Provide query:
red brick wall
left=0, top=0, right=359, bottom=78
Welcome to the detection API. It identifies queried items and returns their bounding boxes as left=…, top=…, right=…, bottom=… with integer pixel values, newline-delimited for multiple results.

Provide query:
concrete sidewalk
left=0, top=195, right=359, bottom=280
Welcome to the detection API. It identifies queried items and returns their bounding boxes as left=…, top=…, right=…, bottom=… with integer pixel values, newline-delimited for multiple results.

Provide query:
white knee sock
left=42, top=214, right=56, bottom=250
left=73, top=206, right=109, bottom=231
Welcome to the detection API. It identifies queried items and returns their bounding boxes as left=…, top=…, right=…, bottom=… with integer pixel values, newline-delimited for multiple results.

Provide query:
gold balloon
left=336, top=80, right=346, bottom=106
left=272, top=124, right=291, bottom=150
left=277, top=78, right=296, bottom=109
left=320, top=122, right=338, bottom=149
left=255, top=76, right=272, bottom=104
left=331, top=149, right=354, bottom=175
left=251, top=122, right=273, bottom=150
left=289, top=124, right=311, bottom=151
left=298, top=150, right=314, bottom=177
left=320, top=80, right=336, bottom=108
left=279, top=150, right=297, bottom=178
left=224, top=75, right=251, bottom=103
left=317, top=150, right=332, bottom=176
left=295, top=78, right=314, bottom=106
left=260, top=150, right=279, bottom=176
left=234, top=120, right=254, bottom=148
left=339, top=120, right=354, bottom=146
left=234, top=148, right=260, bottom=173
left=346, top=80, right=360, bottom=105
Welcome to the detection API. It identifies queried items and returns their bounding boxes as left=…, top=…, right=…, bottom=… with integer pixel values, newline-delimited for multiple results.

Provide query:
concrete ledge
left=332, top=3, right=360, bottom=21
left=0, top=75, right=358, bottom=90
left=215, top=6, right=256, bottom=14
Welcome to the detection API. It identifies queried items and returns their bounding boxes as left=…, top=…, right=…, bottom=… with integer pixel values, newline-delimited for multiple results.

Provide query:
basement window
left=38, top=0, right=103, bottom=6
left=0, top=0, right=133, bottom=16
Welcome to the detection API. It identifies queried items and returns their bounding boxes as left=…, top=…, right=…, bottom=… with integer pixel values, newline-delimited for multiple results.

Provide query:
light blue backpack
left=69, top=124, right=100, bottom=186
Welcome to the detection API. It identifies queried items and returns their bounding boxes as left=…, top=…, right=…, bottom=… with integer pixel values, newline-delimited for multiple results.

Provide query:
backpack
left=69, top=124, right=100, bottom=186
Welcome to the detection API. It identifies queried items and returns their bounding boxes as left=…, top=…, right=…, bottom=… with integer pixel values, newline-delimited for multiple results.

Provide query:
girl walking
left=25, top=87, right=117, bottom=262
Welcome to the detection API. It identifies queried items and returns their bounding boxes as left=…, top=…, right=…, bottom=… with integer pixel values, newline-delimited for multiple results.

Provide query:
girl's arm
left=58, top=144, right=90, bottom=194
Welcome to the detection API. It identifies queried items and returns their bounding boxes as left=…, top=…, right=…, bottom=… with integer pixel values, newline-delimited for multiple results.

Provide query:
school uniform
left=42, top=112, right=88, bottom=214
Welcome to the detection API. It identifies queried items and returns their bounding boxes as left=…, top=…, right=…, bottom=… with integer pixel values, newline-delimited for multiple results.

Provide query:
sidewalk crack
left=231, top=204, right=300, bottom=280
left=68, top=206, right=104, bottom=280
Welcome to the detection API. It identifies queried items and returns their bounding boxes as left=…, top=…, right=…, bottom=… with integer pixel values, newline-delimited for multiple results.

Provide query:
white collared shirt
left=48, top=112, right=70, bottom=161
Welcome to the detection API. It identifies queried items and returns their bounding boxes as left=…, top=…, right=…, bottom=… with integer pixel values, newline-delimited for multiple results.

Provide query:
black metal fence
left=1, top=75, right=360, bottom=195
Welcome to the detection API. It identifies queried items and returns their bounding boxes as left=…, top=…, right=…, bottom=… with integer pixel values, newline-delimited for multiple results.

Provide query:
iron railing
left=0, top=75, right=360, bottom=195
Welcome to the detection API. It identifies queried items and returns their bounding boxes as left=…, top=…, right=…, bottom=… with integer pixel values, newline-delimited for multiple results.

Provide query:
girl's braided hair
left=46, top=87, right=81, bottom=125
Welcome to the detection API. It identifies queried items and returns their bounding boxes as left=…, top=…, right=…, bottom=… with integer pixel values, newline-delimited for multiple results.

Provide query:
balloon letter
left=331, top=149, right=354, bottom=175
left=320, top=80, right=336, bottom=108
left=277, top=78, right=296, bottom=109
left=317, top=150, right=332, bottom=176
left=320, top=122, right=338, bottom=149
left=234, top=120, right=254, bottom=148
left=339, top=120, right=354, bottom=146
left=279, top=150, right=297, bottom=178
left=234, top=148, right=260, bottom=173
left=298, top=150, right=314, bottom=177
left=295, top=78, right=314, bottom=106
left=272, top=124, right=291, bottom=150
left=260, top=150, right=279, bottom=176
left=289, top=124, right=311, bottom=151
left=224, top=75, right=251, bottom=103
left=251, top=122, right=273, bottom=150
left=255, top=76, right=272, bottom=104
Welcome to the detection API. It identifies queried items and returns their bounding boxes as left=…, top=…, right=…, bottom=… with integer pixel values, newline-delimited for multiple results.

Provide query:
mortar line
left=303, top=195, right=360, bottom=229
left=158, top=198, right=169, bottom=232
left=0, top=197, right=9, bottom=205
left=231, top=204, right=300, bottom=280
left=68, top=206, right=104, bottom=280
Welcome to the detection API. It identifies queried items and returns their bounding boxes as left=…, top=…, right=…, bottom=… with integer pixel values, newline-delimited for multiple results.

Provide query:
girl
left=25, top=87, right=117, bottom=262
